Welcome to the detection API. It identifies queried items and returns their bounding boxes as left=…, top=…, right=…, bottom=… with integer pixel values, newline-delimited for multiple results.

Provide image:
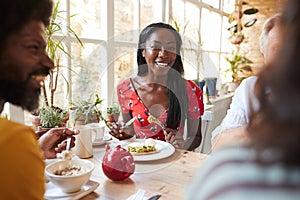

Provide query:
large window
left=9, top=0, right=235, bottom=124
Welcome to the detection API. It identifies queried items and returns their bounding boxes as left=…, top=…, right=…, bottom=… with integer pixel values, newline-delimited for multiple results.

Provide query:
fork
left=66, top=137, right=71, bottom=151
left=147, top=115, right=165, bottom=131
left=122, top=116, right=137, bottom=128
left=147, top=194, right=162, bottom=200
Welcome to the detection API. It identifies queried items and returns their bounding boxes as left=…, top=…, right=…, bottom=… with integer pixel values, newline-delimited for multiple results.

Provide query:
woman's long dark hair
left=136, top=22, right=188, bottom=129
left=248, top=0, right=300, bottom=165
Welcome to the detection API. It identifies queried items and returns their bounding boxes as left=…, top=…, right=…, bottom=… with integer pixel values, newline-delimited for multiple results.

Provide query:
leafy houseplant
left=69, top=99, right=100, bottom=127
left=69, top=94, right=110, bottom=129
left=225, top=53, right=253, bottom=84
left=224, top=0, right=257, bottom=89
left=42, top=0, right=83, bottom=108
left=106, top=105, right=120, bottom=115
left=38, top=106, right=66, bottom=128
left=32, top=106, right=68, bottom=138
left=106, top=104, right=120, bottom=126
left=30, top=1, right=83, bottom=129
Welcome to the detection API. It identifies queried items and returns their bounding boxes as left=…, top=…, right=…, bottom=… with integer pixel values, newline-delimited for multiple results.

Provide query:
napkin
left=126, top=189, right=147, bottom=200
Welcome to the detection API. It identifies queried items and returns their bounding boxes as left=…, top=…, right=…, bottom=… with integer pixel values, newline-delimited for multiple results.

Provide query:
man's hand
left=38, top=127, right=79, bottom=159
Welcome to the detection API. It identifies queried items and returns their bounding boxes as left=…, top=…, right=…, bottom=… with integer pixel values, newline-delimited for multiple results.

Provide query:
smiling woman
left=142, top=28, right=177, bottom=77
left=109, top=22, right=204, bottom=151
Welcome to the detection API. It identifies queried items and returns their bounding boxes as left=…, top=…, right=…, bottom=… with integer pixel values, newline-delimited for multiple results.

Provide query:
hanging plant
left=229, top=32, right=245, bottom=45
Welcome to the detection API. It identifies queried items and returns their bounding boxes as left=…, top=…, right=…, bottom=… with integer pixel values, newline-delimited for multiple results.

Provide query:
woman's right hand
left=109, top=121, right=133, bottom=140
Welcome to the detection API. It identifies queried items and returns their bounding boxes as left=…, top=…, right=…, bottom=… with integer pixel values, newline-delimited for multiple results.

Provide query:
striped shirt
left=186, top=146, right=300, bottom=200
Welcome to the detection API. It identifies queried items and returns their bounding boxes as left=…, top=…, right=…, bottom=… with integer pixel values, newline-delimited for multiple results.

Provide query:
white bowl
left=45, top=159, right=94, bottom=193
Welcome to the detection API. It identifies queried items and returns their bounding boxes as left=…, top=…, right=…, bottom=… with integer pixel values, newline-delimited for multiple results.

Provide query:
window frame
left=7, top=0, right=233, bottom=123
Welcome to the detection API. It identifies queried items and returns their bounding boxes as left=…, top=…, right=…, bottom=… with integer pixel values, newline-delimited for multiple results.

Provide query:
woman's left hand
left=109, top=121, right=133, bottom=140
left=164, top=127, right=185, bottom=149
left=38, top=127, right=79, bottom=159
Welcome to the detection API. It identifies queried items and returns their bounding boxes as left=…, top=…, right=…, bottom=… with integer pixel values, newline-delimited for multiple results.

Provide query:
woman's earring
left=142, top=50, right=145, bottom=57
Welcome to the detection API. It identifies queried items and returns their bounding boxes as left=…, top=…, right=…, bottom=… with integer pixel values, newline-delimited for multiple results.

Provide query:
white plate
left=119, top=139, right=175, bottom=161
left=44, top=180, right=99, bottom=200
left=92, top=134, right=111, bottom=146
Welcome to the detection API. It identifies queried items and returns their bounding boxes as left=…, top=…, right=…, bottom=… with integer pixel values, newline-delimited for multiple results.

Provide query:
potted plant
left=39, top=106, right=66, bottom=128
left=224, top=1, right=257, bottom=93
left=42, top=0, right=83, bottom=108
left=30, top=0, right=82, bottom=128
left=227, top=1, right=259, bottom=45
left=33, top=106, right=68, bottom=137
left=68, top=94, right=110, bottom=129
left=224, top=52, right=253, bottom=92
left=69, top=97, right=101, bottom=127
left=106, top=104, right=120, bottom=126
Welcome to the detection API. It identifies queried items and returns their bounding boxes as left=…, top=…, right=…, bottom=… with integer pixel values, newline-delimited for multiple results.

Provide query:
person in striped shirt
left=186, top=0, right=300, bottom=199
left=211, top=14, right=283, bottom=150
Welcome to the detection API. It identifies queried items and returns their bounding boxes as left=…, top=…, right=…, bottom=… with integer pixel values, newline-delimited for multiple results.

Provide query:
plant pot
left=106, top=113, right=120, bottom=126
left=29, top=113, right=41, bottom=130
left=68, top=108, right=99, bottom=127
left=233, top=10, right=243, bottom=20
left=29, top=109, right=68, bottom=131
left=61, top=114, right=69, bottom=127
left=229, top=33, right=244, bottom=45
left=226, top=82, right=239, bottom=93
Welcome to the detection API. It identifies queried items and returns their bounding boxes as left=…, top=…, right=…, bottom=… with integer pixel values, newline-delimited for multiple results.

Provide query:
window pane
left=202, top=51, right=220, bottom=78
left=183, top=2, right=201, bottom=81
left=140, top=0, right=163, bottom=29
left=185, top=2, right=200, bottom=40
left=202, top=0, right=220, bottom=9
left=42, top=47, right=69, bottom=108
left=21, top=0, right=234, bottom=125
left=112, top=46, right=136, bottom=103
left=71, top=42, right=106, bottom=100
left=115, top=0, right=136, bottom=41
left=70, top=0, right=103, bottom=39
left=222, top=0, right=235, bottom=13
left=221, top=16, right=232, bottom=52
left=171, top=0, right=185, bottom=26
left=114, top=47, right=136, bottom=86
left=220, top=52, right=232, bottom=83
left=183, top=49, right=202, bottom=81
left=201, top=8, right=222, bottom=51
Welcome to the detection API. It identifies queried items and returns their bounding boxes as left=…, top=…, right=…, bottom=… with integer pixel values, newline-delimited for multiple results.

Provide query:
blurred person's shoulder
left=0, top=118, right=45, bottom=199
left=0, top=118, right=35, bottom=139
left=237, top=76, right=258, bottom=92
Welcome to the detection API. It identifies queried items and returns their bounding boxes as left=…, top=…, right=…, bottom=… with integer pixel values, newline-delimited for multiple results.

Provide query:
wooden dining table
left=81, top=140, right=209, bottom=200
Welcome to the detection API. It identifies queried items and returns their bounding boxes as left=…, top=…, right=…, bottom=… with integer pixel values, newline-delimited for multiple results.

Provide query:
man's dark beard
left=0, top=79, right=40, bottom=112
